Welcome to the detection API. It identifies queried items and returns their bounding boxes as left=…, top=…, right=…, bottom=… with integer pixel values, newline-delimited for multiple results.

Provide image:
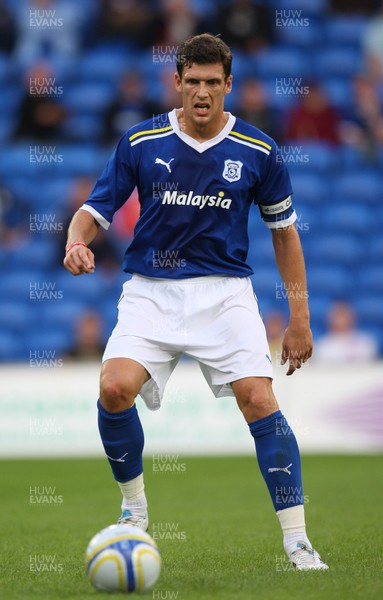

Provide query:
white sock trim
left=276, top=504, right=306, bottom=534
left=118, top=473, right=146, bottom=504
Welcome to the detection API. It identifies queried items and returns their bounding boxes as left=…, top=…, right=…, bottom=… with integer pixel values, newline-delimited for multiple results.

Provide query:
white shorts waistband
left=131, top=274, right=240, bottom=285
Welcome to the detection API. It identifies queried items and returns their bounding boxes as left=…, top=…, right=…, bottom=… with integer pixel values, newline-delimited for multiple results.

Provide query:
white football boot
left=289, top=542, right=329, bottom=570
left=117, top=509, right=149, bottom=532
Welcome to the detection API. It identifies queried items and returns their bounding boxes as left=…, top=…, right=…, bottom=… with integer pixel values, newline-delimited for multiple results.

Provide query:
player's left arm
left=271, top=224, right=312, bottom=376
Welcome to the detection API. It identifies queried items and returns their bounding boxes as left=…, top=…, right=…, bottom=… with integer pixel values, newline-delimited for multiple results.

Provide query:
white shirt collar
left=168, top=108, right=236, bottom=153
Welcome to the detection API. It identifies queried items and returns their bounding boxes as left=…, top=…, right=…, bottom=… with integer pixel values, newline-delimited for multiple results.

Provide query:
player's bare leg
left=233, top=376, right=328, bottom=570
left=98, top=358, right=150, bottom=530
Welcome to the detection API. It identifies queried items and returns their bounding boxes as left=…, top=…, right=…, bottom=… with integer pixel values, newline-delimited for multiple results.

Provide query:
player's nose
left=196, top=83, right=209, bottom=98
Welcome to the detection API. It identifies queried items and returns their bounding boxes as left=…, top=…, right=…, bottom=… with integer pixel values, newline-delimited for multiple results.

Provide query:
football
left=85, top=524, right=161, bottom=593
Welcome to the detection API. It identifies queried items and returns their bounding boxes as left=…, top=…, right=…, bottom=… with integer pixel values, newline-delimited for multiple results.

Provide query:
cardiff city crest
left=223, top=159, right=243, bottom=182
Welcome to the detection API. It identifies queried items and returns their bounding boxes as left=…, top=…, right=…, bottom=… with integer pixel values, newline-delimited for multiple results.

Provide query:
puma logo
left=155, top=157, right=174, bottom=173
left=106, top=452, right=129, bottom=463
left=268, top=463, right=292, bottom=475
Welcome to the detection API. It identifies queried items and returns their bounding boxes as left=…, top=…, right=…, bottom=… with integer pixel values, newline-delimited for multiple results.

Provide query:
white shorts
left=103, top=275, right=273, bottom=410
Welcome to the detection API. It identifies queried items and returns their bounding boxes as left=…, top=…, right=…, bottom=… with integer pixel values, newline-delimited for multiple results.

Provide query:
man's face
left=175, top=62, right=232, bottom=131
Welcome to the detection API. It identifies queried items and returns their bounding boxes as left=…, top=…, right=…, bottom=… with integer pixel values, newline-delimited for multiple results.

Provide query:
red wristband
left=65, top=241, right=87, bottom=256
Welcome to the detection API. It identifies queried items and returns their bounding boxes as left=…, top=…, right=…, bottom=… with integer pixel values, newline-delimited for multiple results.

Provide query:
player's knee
left=236, top=383, right=279, bottom=422
left=99, top=377, right=136, bottom=413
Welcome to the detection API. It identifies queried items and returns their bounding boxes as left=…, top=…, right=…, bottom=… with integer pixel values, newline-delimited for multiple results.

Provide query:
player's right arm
left=64, top=130, right=138, bottom=276
left=63, top=209, right=99, bottom=276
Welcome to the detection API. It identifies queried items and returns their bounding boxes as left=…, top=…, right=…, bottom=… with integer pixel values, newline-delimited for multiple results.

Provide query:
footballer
left=64, top=34, right=328, bottom=570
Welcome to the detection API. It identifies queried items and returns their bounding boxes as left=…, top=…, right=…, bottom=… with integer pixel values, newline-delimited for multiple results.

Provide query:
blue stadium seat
left=0, top=302, right=33, bottom=334
left=251, top=265, right=284, bottom=297
left=62, top=82, right=116, bottom=115
left=0, top=115, right=16, bottom=142
left=0, top=144, right=35, bottom=177
left=306, top=235, right=364, bottom=267
left=253, top=47, right=311, bottom=79
left=338, top=144, right=371, bottom=171
left=321, top=204, right=373, bottom=234
left=290, top=172, right=329, bottom=204
left=292, top=204, right=317, bottom=235
left=367, top=236, right=383, bottom=264
left=10, top=238, right=57, bottom=269
left=0, top=332, right=25, bottom=362
left=53, top=270, right=114, bottom=303
left=298, top=142, right=338, bottom=172
left=307, top=296, right=332, bottom=331
left=307, top=265, right=354, bottom=298
left=0, top=52, right=11, bottom=82
left=42, top=300, right=88, bottom=330
left=359, top=266, right=383, bottom=295
left=247, top=236, right=275, bottom=263
left=27, top=330, right=74, bottom=355
left=39, top=144, right=105, bottom=177
left=229, top=52, right=254, bottom=83
left=33, top=176, right=73, bottom=210
left=1, top=174, right=36, bottom=205
left=272, top=0, right=329, bottom=15
left=320, top=77, right=353, bottom=110
left=0, top=86, right=22, bottom=117
left=280, top=140, right=339, bottom=178
left=275, top=19, right=322, bottom=49
left=0, top=270, right=47, bottom=300
left=64, top=114, right=104, bottom=142
left=314, top=47, right=363, bottom=78
left=323, top=16, right=368, bottom=47
left=78, top=50, right=132, bottom=83
left=332, top=172, right=382, bottom=205
left=262, top=79, right=297, bottom=111
left=354, top=296, right=383, bottom=327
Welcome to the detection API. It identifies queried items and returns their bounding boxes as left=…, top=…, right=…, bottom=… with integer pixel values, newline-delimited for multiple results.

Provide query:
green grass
left=0, top=455, right=382, bottom=600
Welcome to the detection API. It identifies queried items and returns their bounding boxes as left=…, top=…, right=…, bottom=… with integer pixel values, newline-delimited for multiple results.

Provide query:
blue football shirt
left=81, top=109, right=295, bottom=278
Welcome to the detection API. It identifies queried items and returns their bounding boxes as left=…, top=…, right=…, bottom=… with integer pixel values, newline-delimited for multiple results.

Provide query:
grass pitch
left=0, top=455, right=382, bottom=600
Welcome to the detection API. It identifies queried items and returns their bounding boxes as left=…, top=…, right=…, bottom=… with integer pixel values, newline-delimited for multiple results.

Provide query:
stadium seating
left=1, top=2, right=382, bottom=362
left=323, top=16, right=368, bottom=47
left=314, top=47, right=363, bottom=78
left=332, top=171, right=382, bottom=205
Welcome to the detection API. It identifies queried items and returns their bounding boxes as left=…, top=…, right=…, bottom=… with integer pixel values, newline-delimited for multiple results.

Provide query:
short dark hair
left=176, top=34, right=232, bottom=80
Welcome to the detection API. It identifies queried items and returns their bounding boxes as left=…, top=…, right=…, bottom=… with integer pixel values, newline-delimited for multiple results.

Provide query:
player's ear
left=174, top=72, right=182, bottom=92
left=225, top=75, right=233, bottom=95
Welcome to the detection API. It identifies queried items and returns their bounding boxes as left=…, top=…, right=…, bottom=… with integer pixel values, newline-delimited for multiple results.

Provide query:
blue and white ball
left=85, top=524, right=161, bottom=593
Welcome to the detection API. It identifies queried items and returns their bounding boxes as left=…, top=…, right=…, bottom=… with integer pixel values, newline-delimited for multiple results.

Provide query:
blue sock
left=97, top=400, right=144, bottom=483
left=249, top=410, right=303, bottom=511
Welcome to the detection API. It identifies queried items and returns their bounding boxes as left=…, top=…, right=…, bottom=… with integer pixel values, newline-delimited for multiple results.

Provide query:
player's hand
left=63, top=244, right=95, bottom=276
left=281, top=321, right=313, bottom=376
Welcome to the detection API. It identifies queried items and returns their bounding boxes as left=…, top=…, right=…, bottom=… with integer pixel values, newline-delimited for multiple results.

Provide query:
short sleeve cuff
left=80, top=204, right=111, bottom=230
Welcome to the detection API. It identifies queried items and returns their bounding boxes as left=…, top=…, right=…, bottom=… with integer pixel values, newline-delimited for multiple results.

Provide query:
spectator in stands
left=13, top=0, right=87, bottom=63
left=154, top=0, right=201, bottom=46
left=103, top=72, right=153, bottom=144
left=0, top=0, right=16, bottom=53
left=264, top=311, right=287, bottom=364
left=314, top=301, right=379, bottom=363
left=284, top=84, right=340, bottom=144
left=215, top=0, right=274, bottom=52
left=0, top=184, right=29, bottom=248
left=65, top=311, right=105, bottom=361
left=363, top=3, right=383, bottom=84
left=339, top=74, right=383, bottom=161
left=149, top=66, right=182, bottom=115
left=97, top=0, right=157, bottom=48
left=14, top=61, right=67, bottom=141
left=236, top=78, right=277, bottom=139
